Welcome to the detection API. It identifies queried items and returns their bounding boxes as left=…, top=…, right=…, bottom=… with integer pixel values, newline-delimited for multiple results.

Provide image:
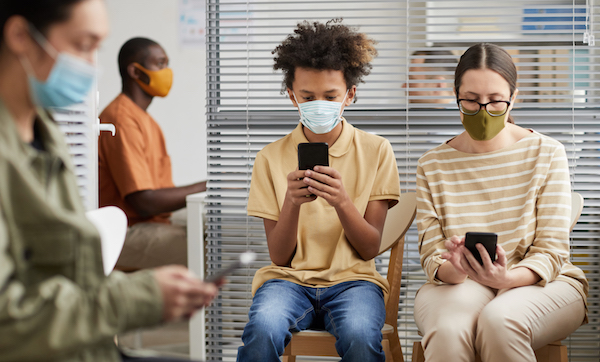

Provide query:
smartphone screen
left=464, top=232, right=497, bottom=265
left=298, top=142, right=329, bottom=170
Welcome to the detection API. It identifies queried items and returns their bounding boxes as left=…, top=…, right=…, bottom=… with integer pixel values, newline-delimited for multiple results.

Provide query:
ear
left=345, top=85, right=357, bottom=106
left=127, top=63, right=141, bottom=81
left=287, top=88, right=298, bottom=107
left=508, top=88, right=519, bottom=111
left=3, top=16, right=34, bottom=56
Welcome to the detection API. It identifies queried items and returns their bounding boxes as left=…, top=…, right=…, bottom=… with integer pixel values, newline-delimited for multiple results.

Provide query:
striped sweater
left=416, top=131, right=588, bottom=304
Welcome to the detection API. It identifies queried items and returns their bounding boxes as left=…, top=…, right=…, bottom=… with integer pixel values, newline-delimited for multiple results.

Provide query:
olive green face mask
left=461, top=109, right=507, bottom=141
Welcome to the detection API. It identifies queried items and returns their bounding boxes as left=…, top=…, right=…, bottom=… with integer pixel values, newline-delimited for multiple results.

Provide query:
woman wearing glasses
left=414, top=43, right=588, bottom=362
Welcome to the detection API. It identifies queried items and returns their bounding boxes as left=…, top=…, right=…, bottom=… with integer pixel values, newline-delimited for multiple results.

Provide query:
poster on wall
left=179, top=0, right=205, bottom=47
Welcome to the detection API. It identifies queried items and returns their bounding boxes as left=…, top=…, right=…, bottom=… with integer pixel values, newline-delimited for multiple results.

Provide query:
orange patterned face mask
left=132, top=62, right=173, bottom=97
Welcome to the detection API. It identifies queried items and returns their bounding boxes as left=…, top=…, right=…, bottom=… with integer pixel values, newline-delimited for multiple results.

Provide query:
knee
left=241, top=312, right=289, bottom=358
left=425, top=323, right=474, bottom=345
left=246, top=306, right=290, bottom=339
left=477, top=305, right=504, bottom=330
left=336, top=319, right=382, bottom=351
left=239, top=304, right=297, bottom=361
left=422, top=321, right=476, bottom=356
left=477, top=305, right=528, bottom=344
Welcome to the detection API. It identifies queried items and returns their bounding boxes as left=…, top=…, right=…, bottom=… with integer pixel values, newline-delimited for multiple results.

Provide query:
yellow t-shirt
left=248, top=120, right=400, bottom=300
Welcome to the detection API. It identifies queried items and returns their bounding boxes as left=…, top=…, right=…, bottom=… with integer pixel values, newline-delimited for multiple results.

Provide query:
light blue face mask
left=21, top=26, right=96, bottom=108
left=294, top=90, right=349, bottom=134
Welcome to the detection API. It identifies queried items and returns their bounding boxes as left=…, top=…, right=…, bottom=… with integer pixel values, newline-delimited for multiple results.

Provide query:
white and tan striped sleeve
left=513, top=143, right=571, bottom=286
left=416, top=160, right=447, bottom=284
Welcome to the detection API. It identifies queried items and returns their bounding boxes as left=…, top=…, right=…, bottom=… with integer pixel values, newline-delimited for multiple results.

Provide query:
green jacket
left=0, top=100, right=163, bottom=361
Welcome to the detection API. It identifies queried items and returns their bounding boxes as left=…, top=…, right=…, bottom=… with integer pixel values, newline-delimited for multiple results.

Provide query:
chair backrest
left=570, top=191, right=583, bottom=232
left=378, top=192, right=417, bottom=327
left=378, top=192, right=417, bottom=255
left=86, top=206, right=128, bottom=276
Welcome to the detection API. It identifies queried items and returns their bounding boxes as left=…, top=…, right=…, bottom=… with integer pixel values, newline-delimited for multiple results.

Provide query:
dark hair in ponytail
left=455, top=43, right=517, bottom=124
left=0, top=0, right=86, bottom=46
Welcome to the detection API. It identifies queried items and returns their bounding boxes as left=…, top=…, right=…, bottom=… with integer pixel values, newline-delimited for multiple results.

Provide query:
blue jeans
left=237, top=279, right=386, bottom=362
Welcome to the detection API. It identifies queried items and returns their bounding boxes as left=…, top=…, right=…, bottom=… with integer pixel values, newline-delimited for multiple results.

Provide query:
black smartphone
left=464, top=232, right=497, bottom=265
left=205, top=251, right=256, bottom=284
left=298, top=142, right=329, bottom=170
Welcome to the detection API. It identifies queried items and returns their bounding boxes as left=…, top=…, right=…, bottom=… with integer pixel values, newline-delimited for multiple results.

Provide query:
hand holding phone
left=464, top=232, right=497, bottom=265
left=154, top=265, right=219, bottom=322
left=205, top=251, right=256, bottom=284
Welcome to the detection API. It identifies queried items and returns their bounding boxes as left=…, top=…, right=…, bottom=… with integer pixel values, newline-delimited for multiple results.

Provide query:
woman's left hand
left=460, top=244, right=514, bottom=289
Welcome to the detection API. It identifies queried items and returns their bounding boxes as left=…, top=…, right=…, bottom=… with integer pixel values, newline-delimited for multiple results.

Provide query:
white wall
left=98, top=0, right=207, bottom=185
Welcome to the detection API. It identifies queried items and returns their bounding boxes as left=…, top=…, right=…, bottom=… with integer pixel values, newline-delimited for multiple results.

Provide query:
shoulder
left=418, top=142, right=453, bottom=167
left=532, top=131, right=564, bottom=148
left=354, top=127, right=390, bottom=148
left=256, top=132, right=295, bottom=160
left=351, top=127, right=394, bottom=158
left=99, top=95, right=142, bottom=128
left=521, top=130, right=566, bottom=155
left=250, top=133, right=295, bottom=199
left=252, top=133, right=296, bottom=177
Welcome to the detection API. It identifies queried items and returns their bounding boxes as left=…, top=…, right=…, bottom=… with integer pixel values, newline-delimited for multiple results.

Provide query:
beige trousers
left=115, top=222, right=187, bottom=269
left=414, top=279, right=585, bottom=362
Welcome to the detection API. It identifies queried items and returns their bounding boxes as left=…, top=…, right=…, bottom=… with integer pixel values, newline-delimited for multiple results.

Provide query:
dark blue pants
left=237, top=279, right=386, bottom=362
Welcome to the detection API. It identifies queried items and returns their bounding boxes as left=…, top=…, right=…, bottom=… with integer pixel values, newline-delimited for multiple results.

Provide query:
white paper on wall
left=179, top=0, right=206, bottom=47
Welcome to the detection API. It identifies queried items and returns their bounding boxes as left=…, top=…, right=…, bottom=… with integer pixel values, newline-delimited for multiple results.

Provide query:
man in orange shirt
left=99, top=37, right=205, bottom=269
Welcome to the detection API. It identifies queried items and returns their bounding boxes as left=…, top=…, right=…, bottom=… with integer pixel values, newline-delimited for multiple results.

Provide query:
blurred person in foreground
left=0, top=0, right=217, bottom=361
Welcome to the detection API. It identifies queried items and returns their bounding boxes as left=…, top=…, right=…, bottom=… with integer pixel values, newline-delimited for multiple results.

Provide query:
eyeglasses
left=457, top=99, right=511, bottom=116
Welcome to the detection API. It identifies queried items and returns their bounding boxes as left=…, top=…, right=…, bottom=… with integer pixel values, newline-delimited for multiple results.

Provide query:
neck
left=0, top=52, right=37, bottom=143
left=303, top=121, right=343, bottom=146
left=122, top=81, right=153, bottom=111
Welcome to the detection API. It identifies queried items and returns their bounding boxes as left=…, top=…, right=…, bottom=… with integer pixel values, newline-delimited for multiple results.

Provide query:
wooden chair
left=412, top=191, right=584, bottom=362
left=281, top=192, right=417, bottom=362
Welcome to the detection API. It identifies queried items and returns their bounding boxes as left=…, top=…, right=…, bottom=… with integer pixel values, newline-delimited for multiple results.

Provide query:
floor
left=117, top=322, right=337, bottom=361
left=117, top=321, right=191, bottom=359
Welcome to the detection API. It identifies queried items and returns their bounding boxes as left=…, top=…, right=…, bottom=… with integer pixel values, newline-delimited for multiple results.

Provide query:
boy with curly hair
left=237, top=20, right=400, bottom=362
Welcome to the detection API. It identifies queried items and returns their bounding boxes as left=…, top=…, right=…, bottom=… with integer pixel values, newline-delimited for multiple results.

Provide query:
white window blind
left=53, top=89, right=99, bottom=211
left=205, top=1, right=600, bottom=360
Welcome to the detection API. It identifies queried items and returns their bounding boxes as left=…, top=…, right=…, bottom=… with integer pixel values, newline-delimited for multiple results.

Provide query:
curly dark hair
left=273, top=19, right=377, bottom=94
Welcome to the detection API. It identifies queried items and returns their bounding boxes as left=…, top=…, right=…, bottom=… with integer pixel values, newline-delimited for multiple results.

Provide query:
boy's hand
left=286, top=169, right=317, bottom=206
left=302, top=166, right=350, bottom=208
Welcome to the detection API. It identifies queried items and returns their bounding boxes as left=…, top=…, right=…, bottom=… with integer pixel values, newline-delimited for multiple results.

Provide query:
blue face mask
left=21, top=26, right=96, bottom=108
left=294, top=90, right=349, bottom=134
